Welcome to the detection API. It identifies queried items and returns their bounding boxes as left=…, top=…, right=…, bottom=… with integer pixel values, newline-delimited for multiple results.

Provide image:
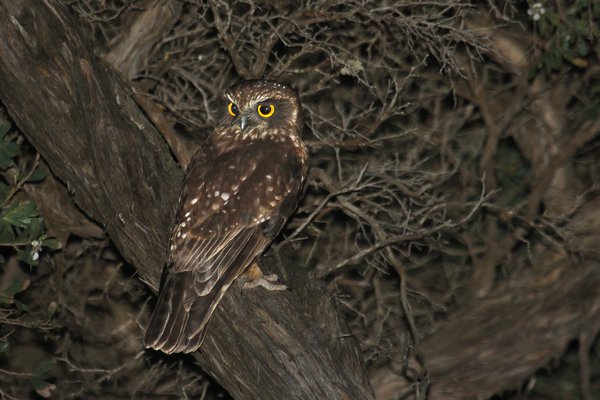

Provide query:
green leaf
left=543, top=51, right=562, bottom=71
left=25, top=168, right=46, bottom=183
left=42, top=238, right=61, bottom=250
left=2, top=201, right=39, bottom=228
left=31, top=377, right=48, bottom=390
left=546, top=10, right=560, bottom=26
left=0, top=140, right=20, bottom=169
left=0, top=221, right=15, bottom=242
left=47, top=301, right=57, bottom=319
left=4, top=141, right=18, bottom=158
left=13, top=217, right=44, bottom=241
left=0, top=181, right=10, bottom=204
left=0, top=122, right=10, bottom=139
left=577, top=39, right=589, bottom=56
left=33, top=360, right=54, bottom=377
left=31, top=377, right=55, bottom=398
left=31, top=360, right=55, bottom=398
left=14, top=298, right=28, bottom=311
left=0, top=292, right=12, bottom=304
left=4, top=275, right=23, bottom=297
left=17, top=247, right=37, bottom=266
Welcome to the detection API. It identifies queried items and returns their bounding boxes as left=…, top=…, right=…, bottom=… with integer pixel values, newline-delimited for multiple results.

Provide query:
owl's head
left=222, top=80, right=302, bottom=139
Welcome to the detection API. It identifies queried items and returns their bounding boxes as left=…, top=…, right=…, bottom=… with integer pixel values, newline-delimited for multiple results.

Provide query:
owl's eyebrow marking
left=226, top=93, right=235, bottom=103
left=250, top=94, right=272, bottom=104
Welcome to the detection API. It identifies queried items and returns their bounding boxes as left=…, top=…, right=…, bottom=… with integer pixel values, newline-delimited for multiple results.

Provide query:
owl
left=144, top=80, right=308, bottom=354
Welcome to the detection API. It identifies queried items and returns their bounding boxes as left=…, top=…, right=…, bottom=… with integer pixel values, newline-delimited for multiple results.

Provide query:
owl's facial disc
left=234, top=102, right=271, bottom=132
left=224, top=80, right=301, bottom=136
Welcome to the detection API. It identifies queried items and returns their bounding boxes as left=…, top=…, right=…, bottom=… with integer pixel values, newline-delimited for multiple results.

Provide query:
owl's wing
left=144, top=141, right=305, bottom=354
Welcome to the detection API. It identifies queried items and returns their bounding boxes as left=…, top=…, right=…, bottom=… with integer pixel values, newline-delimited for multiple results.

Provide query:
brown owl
left=144, top=80, right=308, bottom=354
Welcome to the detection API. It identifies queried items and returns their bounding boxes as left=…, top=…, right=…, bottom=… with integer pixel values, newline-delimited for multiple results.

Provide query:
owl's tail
left=144, top=271, right=225, bottom=354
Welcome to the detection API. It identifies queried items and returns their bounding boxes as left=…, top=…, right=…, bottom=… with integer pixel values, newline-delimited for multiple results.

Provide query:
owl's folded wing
left=144, top=142, right=304, bottom=353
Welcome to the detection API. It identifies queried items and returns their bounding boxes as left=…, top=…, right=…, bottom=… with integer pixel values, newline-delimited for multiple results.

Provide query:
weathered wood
left=104, top=0, right=182, bottom=82
left=103, top=0, right=194, bottom=168
left=0, top=1, right=179, bottom=287
left=0, top=1, right=374, bottom=399
left=422, top=258, right=600, bottom=399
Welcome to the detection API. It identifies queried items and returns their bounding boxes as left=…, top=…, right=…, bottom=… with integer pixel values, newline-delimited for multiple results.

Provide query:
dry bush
left=2, top=0, right=600, bottom=399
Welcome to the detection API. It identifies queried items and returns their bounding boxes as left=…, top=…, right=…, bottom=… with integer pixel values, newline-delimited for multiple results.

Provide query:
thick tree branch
left=422, top=257, right=600, bottom=399
left=0, top=1, right=178, bottom=287
left=0, top=1, right=373, bottom=399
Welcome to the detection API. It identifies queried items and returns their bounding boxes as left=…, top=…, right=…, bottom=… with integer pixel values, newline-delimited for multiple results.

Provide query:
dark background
left=0, top=1, right=599, bottom=399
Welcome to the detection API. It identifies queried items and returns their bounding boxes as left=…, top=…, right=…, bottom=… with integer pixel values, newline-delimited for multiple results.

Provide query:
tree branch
left=0, top=1, right=373, bottom=399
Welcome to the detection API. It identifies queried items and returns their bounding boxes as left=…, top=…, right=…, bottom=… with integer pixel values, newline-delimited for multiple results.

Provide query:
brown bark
left=0, top=1, right=373, bottom=399
left=104, top=0, right=182, bottom=82
left=422, top=258, right=600, bottom=399
left=418, top=17, right=600, bottom=399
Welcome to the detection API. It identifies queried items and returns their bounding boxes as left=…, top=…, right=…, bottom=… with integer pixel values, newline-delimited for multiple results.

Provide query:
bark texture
left=0, top=1, right=374, bottom=399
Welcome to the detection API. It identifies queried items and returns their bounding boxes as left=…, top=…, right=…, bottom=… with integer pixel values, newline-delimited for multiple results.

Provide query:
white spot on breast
left=177, top=231, right=181, bottom=237
left=231, top=184, right=239, bottom=191
left=186, top=217, right=192, bottom=222
left=266, top=175, right=272, bottom=180
left=191, top=198, right=198, bottom=205
left=211, top=203, right=220, bottom=210
left=228, top=165, right=235, bottom=170
left=185, top=211, right=191, bottom=217
left=214, top=190, right=220, bottom=197
left=180, top=222, right=186, bottom=228
left=221, top=192, right=230, bottom=201
left=170, top=244, right=175, bottom=251
left=270, top=200, right=277, bottom=207
left=182, top=233, right=187, bottom=239
left=267, top=186, right=274, bottom=192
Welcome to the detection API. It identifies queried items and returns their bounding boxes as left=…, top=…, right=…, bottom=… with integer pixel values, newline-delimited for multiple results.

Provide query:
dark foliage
left=1, top=0, right=600, bottom=399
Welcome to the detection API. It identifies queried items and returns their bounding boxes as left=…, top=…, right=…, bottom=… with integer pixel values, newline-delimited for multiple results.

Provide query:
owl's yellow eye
left=257, top=103, right=275, bottom=118
left=228, top=102, right=238, bottom=117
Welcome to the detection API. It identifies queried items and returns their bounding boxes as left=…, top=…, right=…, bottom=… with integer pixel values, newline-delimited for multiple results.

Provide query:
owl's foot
left=243, top=262, right=287, bottom=291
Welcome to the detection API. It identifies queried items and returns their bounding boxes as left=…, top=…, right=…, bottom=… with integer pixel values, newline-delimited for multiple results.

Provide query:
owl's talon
left=243, top=263, right=287, bottom=291
left=262, top=274, right=279, bottom=281
left=243, top=276, right=287, bottom=291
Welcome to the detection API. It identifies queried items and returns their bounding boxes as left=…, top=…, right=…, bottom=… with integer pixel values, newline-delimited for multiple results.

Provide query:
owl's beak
left=240, top=115, right=247, bottom=131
